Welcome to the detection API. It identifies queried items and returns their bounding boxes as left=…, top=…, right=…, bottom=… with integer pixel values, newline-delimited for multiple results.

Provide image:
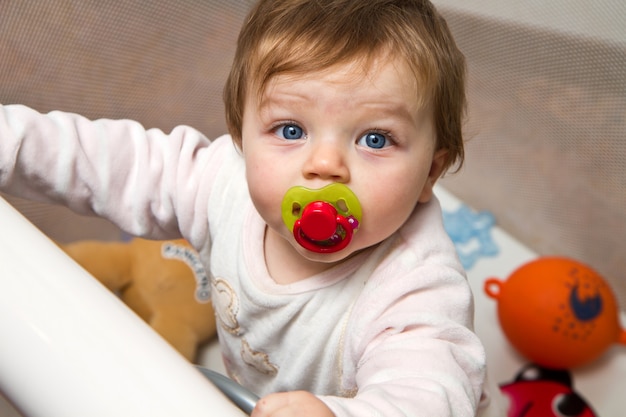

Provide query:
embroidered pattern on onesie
left=211, top=277, right=278, bottom=376
left=241, top=339, right=279, bottom=376
left=211, top=277, right=240, bottom=334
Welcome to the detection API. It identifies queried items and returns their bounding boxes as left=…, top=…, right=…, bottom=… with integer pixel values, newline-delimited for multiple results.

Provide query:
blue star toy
left=442, top=204, right=499, bottom=270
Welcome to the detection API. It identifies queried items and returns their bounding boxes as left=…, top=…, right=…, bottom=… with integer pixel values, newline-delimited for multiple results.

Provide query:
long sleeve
left=0, top=104, right=229, bottom=247
left=321, top=199, right=486, bottom=417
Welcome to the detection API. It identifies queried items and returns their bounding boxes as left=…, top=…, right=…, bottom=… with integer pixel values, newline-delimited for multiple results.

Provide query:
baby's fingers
left=251, top=391, right=334, bottom=417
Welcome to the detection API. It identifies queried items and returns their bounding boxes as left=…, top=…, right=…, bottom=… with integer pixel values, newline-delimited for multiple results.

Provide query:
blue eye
left=358, top=132, right=388, bottom=149
left=275, top=124, right=304, bottom=140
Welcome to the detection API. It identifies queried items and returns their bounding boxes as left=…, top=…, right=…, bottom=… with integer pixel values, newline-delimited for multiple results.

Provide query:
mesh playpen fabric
left=1, top=1, right=624, bottom=416
left=435, top=0, right=626, bottom=311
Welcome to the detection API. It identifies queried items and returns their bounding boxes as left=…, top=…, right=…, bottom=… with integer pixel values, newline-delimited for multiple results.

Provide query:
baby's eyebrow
left=256, top=98, right=290, bottom=119
left=258, top=90, right=311, bottom=109
left=257, top=84, right=423, bottom=128
left=359, top=101, right=418, bottom=123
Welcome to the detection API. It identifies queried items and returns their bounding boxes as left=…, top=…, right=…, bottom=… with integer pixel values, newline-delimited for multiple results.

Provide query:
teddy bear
left=61, top=237, right=217, bottom=362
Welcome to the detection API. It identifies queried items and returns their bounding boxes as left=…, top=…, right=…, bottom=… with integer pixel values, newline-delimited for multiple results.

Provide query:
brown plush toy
left=61, top=238, right=217, bottom=362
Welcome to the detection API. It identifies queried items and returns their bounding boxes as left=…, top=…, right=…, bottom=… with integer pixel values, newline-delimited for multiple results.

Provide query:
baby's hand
left=251, top=391, right=334, bottom=417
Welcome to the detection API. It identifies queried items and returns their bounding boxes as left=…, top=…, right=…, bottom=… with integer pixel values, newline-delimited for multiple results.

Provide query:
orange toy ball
left=485, top=257, right=626, bottom=369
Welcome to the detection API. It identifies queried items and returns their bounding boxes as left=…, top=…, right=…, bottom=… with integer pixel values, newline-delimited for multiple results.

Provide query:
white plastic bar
left=0, top=196, right=245, bottom=417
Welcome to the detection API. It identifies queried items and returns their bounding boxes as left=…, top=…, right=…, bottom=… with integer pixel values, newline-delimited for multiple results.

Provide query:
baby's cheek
left=248, top=186, right=286, bottom=233
left=364, top=198, right=411, bottom=235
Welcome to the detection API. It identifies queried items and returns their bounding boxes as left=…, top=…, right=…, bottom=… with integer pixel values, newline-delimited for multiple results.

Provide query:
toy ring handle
left=484, top=278, right=503, bottom=300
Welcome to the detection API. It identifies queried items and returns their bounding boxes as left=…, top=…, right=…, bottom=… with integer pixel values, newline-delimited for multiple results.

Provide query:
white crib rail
left=0, top=196, right=245, bottom=417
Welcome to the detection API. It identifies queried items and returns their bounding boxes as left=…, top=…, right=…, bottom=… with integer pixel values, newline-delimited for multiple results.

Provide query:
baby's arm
left=251, top=268, right=485, bottom=417
left=321, top=249, right=486, bottom=416
left=0, top=104, right=220, bottom=243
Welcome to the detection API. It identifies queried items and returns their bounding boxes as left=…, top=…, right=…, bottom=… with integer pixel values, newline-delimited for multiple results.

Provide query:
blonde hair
left=224, top=0, right=466, bottom=172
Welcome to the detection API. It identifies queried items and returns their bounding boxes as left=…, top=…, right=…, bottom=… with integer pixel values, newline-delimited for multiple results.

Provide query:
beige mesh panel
left=436, top=1, right=626, bottom=310
left=1, top=1, right=252, bottom=242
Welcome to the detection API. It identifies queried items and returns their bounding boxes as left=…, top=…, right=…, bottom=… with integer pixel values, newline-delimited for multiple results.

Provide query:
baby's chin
left=293, top=245, right=351, bottom=264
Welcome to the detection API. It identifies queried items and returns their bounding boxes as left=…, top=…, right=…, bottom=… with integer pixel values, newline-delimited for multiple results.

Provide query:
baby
left=0, top=0, right=491, bottom=416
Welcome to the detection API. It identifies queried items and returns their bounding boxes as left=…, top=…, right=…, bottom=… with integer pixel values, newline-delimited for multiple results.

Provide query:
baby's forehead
left=252, top=54, right=429, bottom=111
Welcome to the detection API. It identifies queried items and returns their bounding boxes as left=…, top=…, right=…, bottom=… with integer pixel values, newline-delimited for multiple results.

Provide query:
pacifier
left=281, top=183, right=362, bottom=253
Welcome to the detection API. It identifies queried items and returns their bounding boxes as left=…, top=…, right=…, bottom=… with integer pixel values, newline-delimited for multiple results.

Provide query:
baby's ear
left=418, top=149, right=448, bottom=203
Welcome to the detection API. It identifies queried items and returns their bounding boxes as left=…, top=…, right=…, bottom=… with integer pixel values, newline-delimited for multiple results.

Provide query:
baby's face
left=241, top=56, right=446, bottom=266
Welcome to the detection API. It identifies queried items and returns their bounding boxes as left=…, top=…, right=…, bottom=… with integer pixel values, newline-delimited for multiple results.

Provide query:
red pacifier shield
left=299, top=201, right=338, bottom=241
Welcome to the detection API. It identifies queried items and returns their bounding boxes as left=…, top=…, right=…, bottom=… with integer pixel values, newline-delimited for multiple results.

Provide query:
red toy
left=485, top=257, right=626, bottom=369
left=500, top=364, right=596, bottom=417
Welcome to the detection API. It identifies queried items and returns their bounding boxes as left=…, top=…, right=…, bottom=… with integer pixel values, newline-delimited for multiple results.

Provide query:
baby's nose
left=302, top=141, right=350, bottom=182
